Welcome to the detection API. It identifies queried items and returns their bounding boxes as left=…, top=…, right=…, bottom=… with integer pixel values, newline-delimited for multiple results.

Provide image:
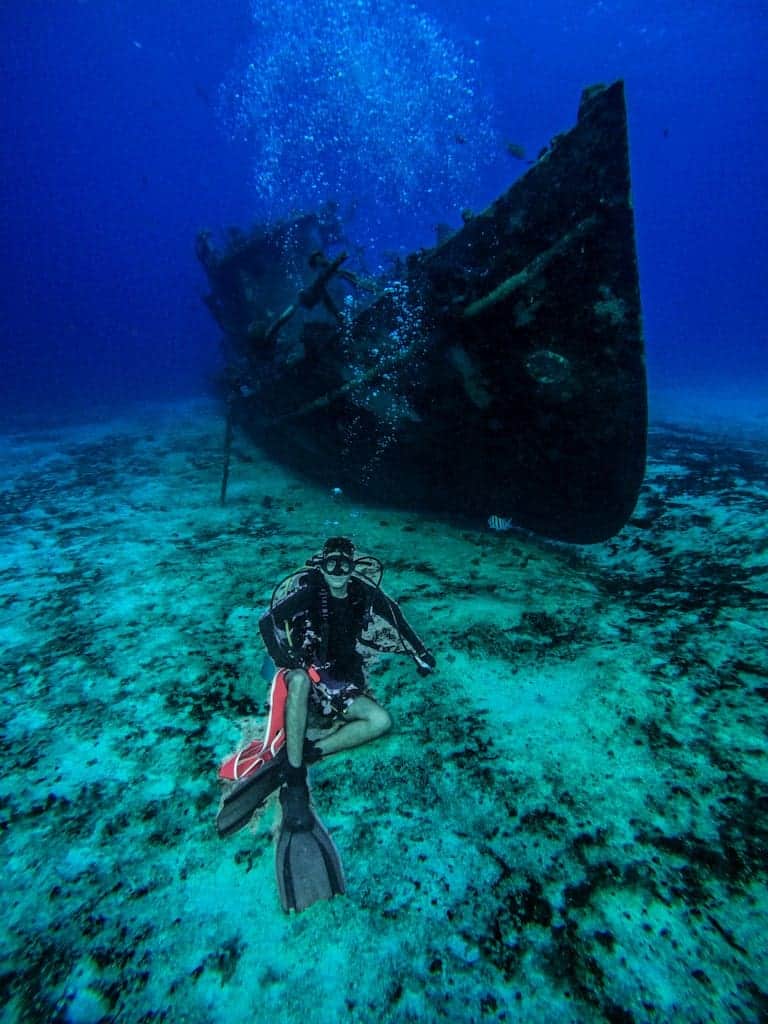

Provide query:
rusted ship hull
left=199, top=80, right=646, bottom=543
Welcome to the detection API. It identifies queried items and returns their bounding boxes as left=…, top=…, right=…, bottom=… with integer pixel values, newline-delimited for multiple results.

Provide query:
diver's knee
left=370, top=705, right=392, bottom=737
left=285, top=669, right=310, bottom=699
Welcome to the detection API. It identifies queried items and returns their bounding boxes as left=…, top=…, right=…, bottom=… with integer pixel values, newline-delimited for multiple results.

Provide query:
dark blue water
left=2, top=0, right=766, bottom=422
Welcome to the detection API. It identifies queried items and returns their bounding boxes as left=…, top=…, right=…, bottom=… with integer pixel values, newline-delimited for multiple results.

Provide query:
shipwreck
left=197, top=80, right=646, bottom=543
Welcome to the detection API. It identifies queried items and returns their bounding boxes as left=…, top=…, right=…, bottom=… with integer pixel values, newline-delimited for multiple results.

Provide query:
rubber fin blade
left=276, top=811, right=345, bottom=913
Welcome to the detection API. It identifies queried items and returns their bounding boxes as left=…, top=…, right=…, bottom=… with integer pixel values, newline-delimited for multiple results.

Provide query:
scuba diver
left=216, top=536, right=436, bottom=912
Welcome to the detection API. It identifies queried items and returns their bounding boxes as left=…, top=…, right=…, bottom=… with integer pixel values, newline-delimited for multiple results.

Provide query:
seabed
left=1, top=397, right=766, bottom=1024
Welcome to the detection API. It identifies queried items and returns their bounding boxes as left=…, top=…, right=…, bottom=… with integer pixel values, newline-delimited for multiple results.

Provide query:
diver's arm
left=258, top=609, right=289, bottom=666
left=369, top=587, right=436, bottom=675
left=258, top=586, right=317, bottom=669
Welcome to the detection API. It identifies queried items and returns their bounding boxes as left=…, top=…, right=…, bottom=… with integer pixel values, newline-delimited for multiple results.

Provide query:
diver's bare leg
left=314, top=696, right=392, bottom=756
left=284, top=669, right=310, bottom=767
left=306, top=721, right=344, bottom=742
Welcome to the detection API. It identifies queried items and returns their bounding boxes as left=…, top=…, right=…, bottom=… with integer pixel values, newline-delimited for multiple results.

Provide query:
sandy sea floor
left=1, top=397, right=766, bottom=1024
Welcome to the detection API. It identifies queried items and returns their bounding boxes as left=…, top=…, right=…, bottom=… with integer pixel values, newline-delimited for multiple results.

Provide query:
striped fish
left=488, top=514, right=514, bottom=532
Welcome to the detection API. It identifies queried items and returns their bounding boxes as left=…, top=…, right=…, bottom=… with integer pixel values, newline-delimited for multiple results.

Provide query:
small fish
left=505, top=142, right=526, bottom=161
left=488, top=514, right=514, bottom=532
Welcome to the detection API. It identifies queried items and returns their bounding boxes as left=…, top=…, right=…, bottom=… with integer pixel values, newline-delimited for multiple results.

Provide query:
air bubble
left=218, top=0, right=496, bottom=255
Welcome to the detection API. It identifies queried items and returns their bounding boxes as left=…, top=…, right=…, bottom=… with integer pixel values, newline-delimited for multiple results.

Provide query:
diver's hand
left=415, top=651, right=436, bottom=676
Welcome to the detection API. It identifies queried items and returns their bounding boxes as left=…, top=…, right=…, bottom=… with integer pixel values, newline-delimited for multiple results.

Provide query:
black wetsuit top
left=258, top=568, right=430, bottom=684
left=324, top=593, right=364, bottom=682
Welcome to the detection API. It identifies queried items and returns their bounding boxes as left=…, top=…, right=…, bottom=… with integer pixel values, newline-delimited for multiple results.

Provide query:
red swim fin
left=219, top=669, right=289, bottom=781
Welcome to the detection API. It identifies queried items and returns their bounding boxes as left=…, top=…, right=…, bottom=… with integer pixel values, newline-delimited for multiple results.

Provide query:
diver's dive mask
left=320, top=553, right=354, bottom=576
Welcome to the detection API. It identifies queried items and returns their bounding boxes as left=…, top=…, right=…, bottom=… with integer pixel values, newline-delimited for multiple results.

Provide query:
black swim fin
left=275, top=784, right=345, bottom=913
left=216, top=747, right=287, bottom=837
left=217, top=740, right=325, bottom=838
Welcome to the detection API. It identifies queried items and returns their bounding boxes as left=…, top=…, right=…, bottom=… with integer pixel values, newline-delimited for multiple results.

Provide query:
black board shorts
left=309, top=668, right=366, bottom=718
